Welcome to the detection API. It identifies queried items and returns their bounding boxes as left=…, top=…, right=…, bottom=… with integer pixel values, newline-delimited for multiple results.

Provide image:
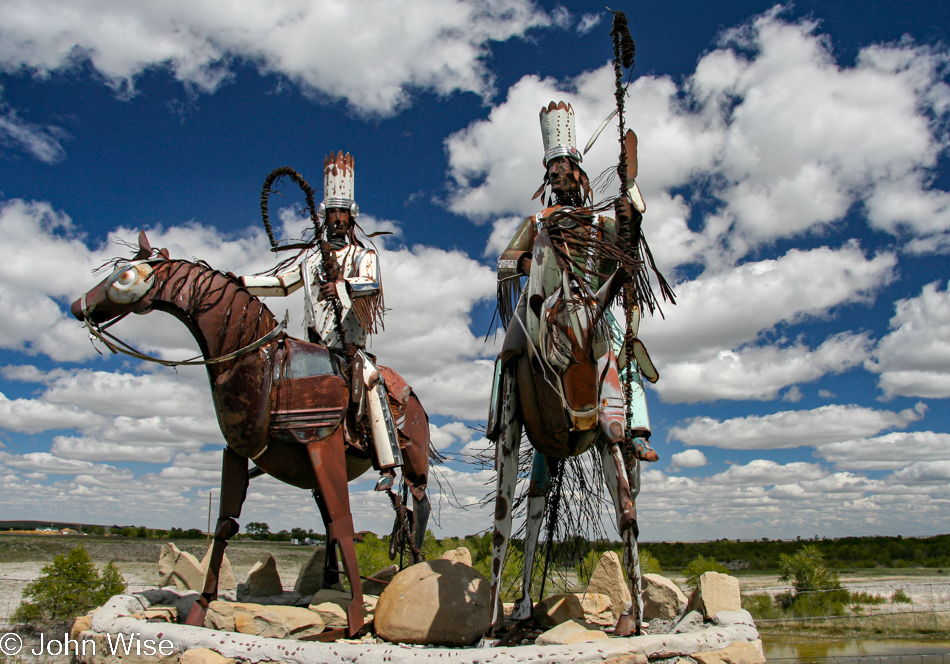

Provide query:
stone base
left=79, top=589, right=763, bottom=663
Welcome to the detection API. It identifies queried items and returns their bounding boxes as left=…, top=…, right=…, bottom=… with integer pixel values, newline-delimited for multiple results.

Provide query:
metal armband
left=497, top=258, right=520, bottom=281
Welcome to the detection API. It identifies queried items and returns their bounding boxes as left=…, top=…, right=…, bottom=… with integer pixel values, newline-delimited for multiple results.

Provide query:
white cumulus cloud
left=669, top=403, right=927, bottom=450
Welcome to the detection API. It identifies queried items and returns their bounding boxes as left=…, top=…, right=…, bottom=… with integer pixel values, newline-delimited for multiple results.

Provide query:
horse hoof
left=613, top=614, right=635, bottom=637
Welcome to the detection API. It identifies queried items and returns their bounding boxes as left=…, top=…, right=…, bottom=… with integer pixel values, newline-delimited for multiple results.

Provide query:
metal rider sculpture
left=71, top=231, right=436, bottom=640
left=244, top=153, right=408, bottom=495
left=486, top=99, right=672, bottom=639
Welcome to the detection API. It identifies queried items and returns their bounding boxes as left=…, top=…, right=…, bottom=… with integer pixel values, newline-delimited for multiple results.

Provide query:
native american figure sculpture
left=245, top=153, right=409, bottom=494
left=485, top=25, right=674, bottom=637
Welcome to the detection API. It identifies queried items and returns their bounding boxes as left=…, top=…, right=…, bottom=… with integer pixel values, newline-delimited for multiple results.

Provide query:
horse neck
left=152, top=261, right=278, bottom=375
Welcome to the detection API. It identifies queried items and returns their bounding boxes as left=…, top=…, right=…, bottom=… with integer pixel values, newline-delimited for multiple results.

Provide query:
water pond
left=764, top=636, right=950, bottom=663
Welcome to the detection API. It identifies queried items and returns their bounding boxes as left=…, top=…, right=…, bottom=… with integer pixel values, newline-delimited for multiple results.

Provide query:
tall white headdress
left=319, top=151, right=359, bottom=218
left=539, top=101, right=582, bottom=166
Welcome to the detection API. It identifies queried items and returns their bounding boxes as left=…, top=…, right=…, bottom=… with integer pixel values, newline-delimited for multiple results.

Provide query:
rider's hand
left=614, top=197, right=634, bottom=225
left=519, top=253, right=533, bottom=276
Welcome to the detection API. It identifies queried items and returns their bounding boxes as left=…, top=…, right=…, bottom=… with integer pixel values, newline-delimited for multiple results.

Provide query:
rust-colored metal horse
left=486, top=203, right=663, bottom=639
left=71, top=232, right=434, bottom=638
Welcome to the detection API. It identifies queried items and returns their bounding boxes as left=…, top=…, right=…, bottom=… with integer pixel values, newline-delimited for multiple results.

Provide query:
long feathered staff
left=610, top=9, right=675, bottom=637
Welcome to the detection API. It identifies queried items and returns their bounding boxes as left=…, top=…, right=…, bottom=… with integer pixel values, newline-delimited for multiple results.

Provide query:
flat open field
left=0, top=533, right=318, bottom=626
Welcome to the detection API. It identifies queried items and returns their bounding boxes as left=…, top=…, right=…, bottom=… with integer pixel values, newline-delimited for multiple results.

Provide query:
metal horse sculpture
left=71, top=232, right=434, bottom=638
left=486, top=203, right=659, bottom=638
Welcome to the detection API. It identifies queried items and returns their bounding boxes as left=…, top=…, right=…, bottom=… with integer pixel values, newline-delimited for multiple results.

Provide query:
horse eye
left=107, top=264, right=154, bottom=303
left=115, top=268, right=137, bottom=288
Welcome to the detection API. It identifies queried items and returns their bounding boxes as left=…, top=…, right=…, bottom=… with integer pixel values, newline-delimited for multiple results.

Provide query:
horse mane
left=147, top=258, right=279, bottom=364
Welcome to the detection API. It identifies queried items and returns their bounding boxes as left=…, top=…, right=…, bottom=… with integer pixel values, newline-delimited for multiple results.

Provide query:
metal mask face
left=325, top=208, right=353, bottom=240
left=546, top=156, right=577, bottom=198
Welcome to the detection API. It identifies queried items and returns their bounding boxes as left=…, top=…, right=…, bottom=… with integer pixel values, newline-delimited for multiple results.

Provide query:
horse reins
left=80, top=259, right=288, bottom=367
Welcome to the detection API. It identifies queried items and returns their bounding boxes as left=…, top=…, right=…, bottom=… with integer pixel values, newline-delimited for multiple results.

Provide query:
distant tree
left=245, top=522, right=271, bottom=539
left=136, top=525, right=148, bottom=538
left=640, top=548, right=663, bottom=575
left=684, top=555, right=729, bottom=588
left=778, top=544, right=840, bottom=595
left=291, top=527, right=308, bottom=541
left=13, top=545, right=126, bottom=628
left=355, top=533, right=392, bottom=576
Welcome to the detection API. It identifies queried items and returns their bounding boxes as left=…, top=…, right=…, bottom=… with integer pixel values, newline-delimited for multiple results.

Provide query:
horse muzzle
left=70, top=297, right=86, bottom=321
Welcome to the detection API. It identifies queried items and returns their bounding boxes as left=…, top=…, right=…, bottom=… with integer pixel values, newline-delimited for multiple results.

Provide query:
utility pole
left=206, top=492, right=212, bottom=547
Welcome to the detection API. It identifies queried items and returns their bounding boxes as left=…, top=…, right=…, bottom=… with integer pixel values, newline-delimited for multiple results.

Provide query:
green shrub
left=778, top=545, right=840, bottom=595
left=892, top=587, right=911, bottom=603
left=742, top=593, right=782, bottom=620
left=354, top=533, right=393, bottom=579
left=684, top=555, right=729, bottom=588
left=13, top=545, right=126, bottom=628
left=640, top=548, right=662, bottom=575
left=788, top=589, right=847, bottom=618
left=849, top=590, right=885, bottom=606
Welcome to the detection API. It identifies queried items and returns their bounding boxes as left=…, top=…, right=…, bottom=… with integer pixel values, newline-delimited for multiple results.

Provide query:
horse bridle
left=80, top=258, right=287, bottom=367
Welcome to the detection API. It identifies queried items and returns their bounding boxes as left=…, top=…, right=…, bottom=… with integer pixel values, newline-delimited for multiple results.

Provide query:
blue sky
left=0, top=0, right=948, bottom=541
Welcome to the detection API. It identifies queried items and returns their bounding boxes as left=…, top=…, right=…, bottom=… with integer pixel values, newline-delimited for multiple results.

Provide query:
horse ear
left=133, top=231, right=152, bottom=260
left=158, top=247, right=170, bottom=259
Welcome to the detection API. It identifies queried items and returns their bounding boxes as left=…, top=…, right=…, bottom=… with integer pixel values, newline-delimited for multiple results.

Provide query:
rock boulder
left=158, top=543, right=204, bottom=591
left=374, top=559, right=490, bottom=646
left=362, top=564, right=398, bottom=595
left=585, top=551, right=631, bottom=620
left=293, top=546, right=327, bottom=595
left=535, top=619, right=609, bottom=646
left=199, top=546, right=236, bottom=591
left=204, top=601, right=324, bottom=639
left=687, top=572, right=741, bottom=621
left=180, top=648, right=236, bottom=664
left=440, top=546, right=473, bottom=567
left=533, top=593, right=585, bottom=627
left=158, top=543, right=234, bottom=593
left=307, top=589, right=377, bottom=628
left=575, top=592, right=613, bottom=626
left=693, top=640, right=766, bottom=664
left=642, top=573, right=688, bottom=621
left=244, top=553, right=283, bottom=597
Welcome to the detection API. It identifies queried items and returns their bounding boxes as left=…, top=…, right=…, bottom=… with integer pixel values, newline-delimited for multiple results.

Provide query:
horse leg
left=306, top=429, right=364, bottom=638
left=311, top=489, right=343, bottom=590
left=600, top=440, right=642, bottom=636
left=511, top=451, right=553, bottom=622
left=488, top=365, right=521, bottom=631
left=185, top=446, right=248, bottom=626
left=397, top=393, right=431, bottom=563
